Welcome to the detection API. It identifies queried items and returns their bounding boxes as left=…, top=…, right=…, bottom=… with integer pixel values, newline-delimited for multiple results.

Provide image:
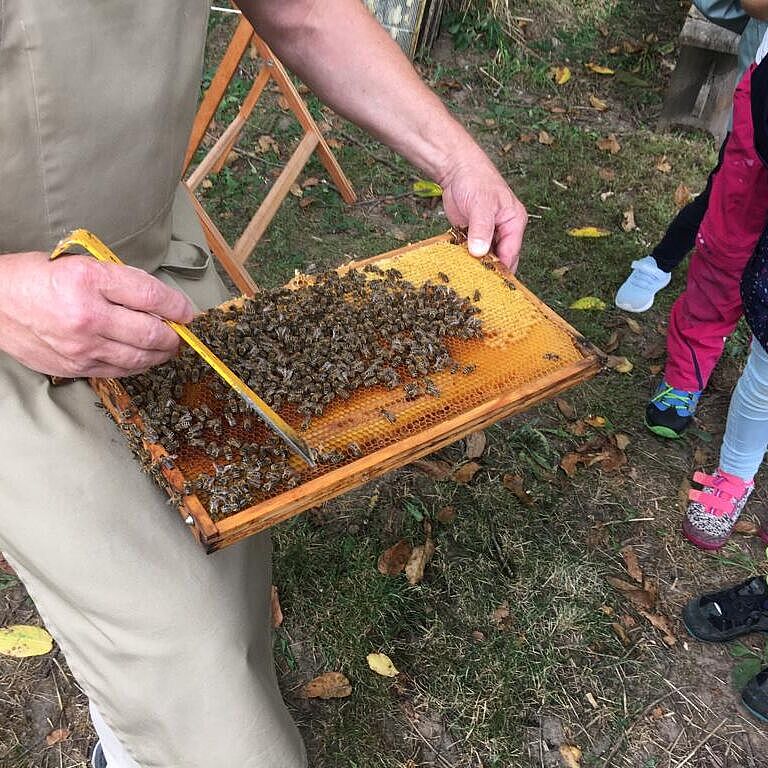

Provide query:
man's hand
left=0, top=251, right=194, bottom=378
left=439, top=150, right=527, bottom=272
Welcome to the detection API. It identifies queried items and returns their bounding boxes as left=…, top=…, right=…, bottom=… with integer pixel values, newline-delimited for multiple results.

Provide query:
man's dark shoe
left=683, top=576, right=768, bottom=642
left=742, top=667, right=768, bottom=722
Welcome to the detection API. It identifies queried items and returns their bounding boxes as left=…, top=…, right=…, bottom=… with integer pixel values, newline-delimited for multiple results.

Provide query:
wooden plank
left=233, top=131, right=320, bottom=264
left=183, top=16, right=253, bottom=173
left=205, top=355, right=599, bottom=552
left=186, top=188, right=259, bottom=297
left=187, top=66, right=271, bottom=192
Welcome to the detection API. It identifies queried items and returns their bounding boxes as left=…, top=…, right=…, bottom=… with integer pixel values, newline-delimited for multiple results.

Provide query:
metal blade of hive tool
left=51, top=230, right=316, bottom=467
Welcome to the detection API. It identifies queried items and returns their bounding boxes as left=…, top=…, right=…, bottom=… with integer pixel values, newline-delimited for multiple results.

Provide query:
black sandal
left=683, top=576, right=768, bottom=642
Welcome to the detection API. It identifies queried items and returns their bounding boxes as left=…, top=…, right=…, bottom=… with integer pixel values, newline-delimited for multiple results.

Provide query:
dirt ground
left=4, top=2, right=768, bottom=767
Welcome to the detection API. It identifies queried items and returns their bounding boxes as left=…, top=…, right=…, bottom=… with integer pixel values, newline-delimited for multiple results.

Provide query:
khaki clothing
left=0, top=2, right=305, bottom=766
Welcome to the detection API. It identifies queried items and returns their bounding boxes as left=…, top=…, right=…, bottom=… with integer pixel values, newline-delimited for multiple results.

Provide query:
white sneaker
left=614, top=255, right=672, bottom=313
left=91, top=742, right=107, bottom=768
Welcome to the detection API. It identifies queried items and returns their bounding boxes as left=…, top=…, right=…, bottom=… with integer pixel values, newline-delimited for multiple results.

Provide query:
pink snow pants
left=665, top=64, right=768, bottom=391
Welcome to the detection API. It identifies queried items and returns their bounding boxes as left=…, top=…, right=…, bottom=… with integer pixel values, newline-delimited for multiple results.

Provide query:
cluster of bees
left=122, top=265, right=484, bottom=520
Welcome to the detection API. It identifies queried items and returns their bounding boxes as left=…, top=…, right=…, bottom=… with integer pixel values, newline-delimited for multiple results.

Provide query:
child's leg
left=720, top=339, right=768, bottom=481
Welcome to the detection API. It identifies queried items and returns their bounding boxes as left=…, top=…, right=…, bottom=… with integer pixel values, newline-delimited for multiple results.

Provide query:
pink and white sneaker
left=683, top=469, right=754, bottom=551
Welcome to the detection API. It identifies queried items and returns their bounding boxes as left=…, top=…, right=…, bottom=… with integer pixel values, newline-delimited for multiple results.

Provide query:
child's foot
left=645, top=381, right=701, bottom=439
left=683, top=575, right=768, bottom=642
left=683, top=469, right=754, bottom=550
left=614, top=256, right=672, bottom=313
left=742, top=668, right=768, bottom=722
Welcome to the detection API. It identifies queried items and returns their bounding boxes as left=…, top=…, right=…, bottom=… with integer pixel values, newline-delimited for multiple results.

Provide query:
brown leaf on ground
left=302, top=671, right=352, bottom=699
left=641, top=337, right=666, bottom=359
left=471, top=630, right=485, bottom=642
left=45, top=728, right=70, bottom=747
left=589, top=94, right=608, bottom=111
left=411, top=459, right=453, bottom=480
left=490, top=600, right=511, bottom=629
left=655, top=156, right=672, bottom=173
left=405, top=539, right=435, bottom=585
left=502, top=473, right=533, bottom=506
left=678, top=476, right=691, bottom=513
left=598, top=167, right=616, bottom=182
left=614, top=433, right=631, bottom=451
left=619, top=613, right=637, bottom=629
left=693, top=446, right=709, bottom=466
left=453, top=461, right=482, bottom=484
left=625, top=317, right=642, bottom=334
left=377, top=540, right=413, bottom=576
left=437, top=506, right=457, bottom=524
left=604, top=330, right=621, bottom=353
left=621, top=207, right=636, bottom=232
left=734, top=519, right=760, bottom=536
left=568, top=420, right=587, bottom=436
left=606, top=355, right=633, bottom=374
left=551, top=265, right=572, bottom=279
left=620, top=545, right=643, bottom=583
left=464, top=431, right=487, bottom=459
left=518, top=132, right=536, bottom=143
left=560, top=744, right=583, bottom=768
left=271, top=585, right=284, bottom=629
left=674, top=183, right=694, bottom=209
left=585, top=415, right=606, bottom=428
left=560, top=452, right=582, bottom=477
left=555, top=398, right=576, bottom=420
left=611, top=621, right=631, bottom=646
left=302, top=176, right=320, bottom=188
left=538, top=130, right=555, bottom=146
left=597, top=134, right=621, bottom=154
left=607, top=576, right=656, bottom=611
left=639, top=610, right=677, bottom=646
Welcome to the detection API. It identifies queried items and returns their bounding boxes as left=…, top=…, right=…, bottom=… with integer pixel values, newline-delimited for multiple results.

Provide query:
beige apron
left=0, top=3, right=305, bottom=766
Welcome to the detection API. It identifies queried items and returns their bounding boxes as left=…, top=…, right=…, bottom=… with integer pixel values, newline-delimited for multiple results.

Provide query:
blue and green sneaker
left=645, top=381, right=701, bottom=439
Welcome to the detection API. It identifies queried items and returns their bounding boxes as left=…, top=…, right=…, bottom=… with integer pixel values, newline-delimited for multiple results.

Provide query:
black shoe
left=683, top=576, right=768, bottom=642
left=742, top=667, right=768, bottom=722
left=644, top=382, right=701, bottom=440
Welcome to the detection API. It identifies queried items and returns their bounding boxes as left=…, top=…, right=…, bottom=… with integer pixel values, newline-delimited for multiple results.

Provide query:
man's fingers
left=493, top=202, right=527, bottom=271
left=98, top=264, right=195, bottom=323
left=466, top=204, right=496, bottom=258
left=100, top=305, right=181, bottom=353
left=92, top=339, right=177, bottom=375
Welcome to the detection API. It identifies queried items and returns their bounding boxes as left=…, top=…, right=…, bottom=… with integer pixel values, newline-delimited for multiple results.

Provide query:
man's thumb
left=466, top=206, right=495, bottom=257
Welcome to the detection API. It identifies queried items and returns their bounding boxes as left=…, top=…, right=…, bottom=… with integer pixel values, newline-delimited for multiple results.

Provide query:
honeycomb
left=101, top=239, right=595, bottom=533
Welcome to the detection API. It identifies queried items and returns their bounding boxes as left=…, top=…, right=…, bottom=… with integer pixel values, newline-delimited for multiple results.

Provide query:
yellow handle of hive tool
left=51, top=229, right=315, bottom=467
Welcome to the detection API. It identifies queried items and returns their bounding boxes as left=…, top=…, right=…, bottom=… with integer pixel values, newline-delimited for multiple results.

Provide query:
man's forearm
left=240, top=0, right=482, bottom=183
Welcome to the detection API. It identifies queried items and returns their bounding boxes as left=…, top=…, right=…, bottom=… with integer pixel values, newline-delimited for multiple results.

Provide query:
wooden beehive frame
left=183, top=14, right=356, bottom=271
left=91, top=232, right=600, bottom=553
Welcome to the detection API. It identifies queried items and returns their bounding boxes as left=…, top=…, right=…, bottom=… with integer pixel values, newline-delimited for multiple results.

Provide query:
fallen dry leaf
left=551, top=265, right=572, bottom=279
left=597, top=134, right=621, bottom=154
left=437, top=506, right=457, bottom=524
left=568, top=420, right=587, bottom=436
left=674, top=183, right=694, bottom=209
left=611, top=621, right=631, bottom=646
left=586, top=62, right=615, bottom=75
left=289, top=182, right=303, bottom=198
left=734, top=519, right=760, bottom=536
left=464, top=431, right=487, bottom=459
left=302, top=176, right=320, bottom=188
left=555, top=398, right=576, bottom=420
left=453, top=461, right=482, bottom=484
left=411, top=459, right=453, bottom=480
left=677, top=476, right=691, bottom=513
left=614, top=433, right=631, bottom=451
left=367, top=652, right=399, bottom=677
left=620, top=545, right=643, bottom=583
left=45, top=728, right=70, bottom=747
left=655, top=156, right=672, bottom=173
left=518, top=132, right=536, bottom=143
left=538, top=130, right=555, bottom=146
left=302, top=671, right=352, bottom=699
left=619, top=613, right=637, bottom=629
left=271, top=585, right=284, bottom=629
left=560, top=744, right=583, bottom=768
left=621, top=207, right=637, bottom=232
left=604, top=330, right=621, bottom=353
left=0, top=625, right=53, bottom=658
left=639, top=610, right=677, bottom=646
left=607, top=576, right=656, bottom=611
left=585, top=415, right=606, bottom=428
left=490, top=600, right=511, bottom=629
left=651, top=705, right=667, bottom=720
left=471, top=630, right=485, bottom=642
left=502, top=473, right=533, bottom=506
left=256, top=134, right=279, bottom=154
left=378, top=540, right=413, bottom=576
left=551, top=65, right=572, bottom=85
left=625, top=317, right=642, bottom=334
left=405, top=539, right=435, bottom=585
left=598, top=167, right=616, bottom=182
left=201, top=178, right=213, bottom=190
left=567, top=227, right=611, bottom=239
left=606, top=355, right=633, bottom=374
left=589, top=94, right=608, bottom=111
